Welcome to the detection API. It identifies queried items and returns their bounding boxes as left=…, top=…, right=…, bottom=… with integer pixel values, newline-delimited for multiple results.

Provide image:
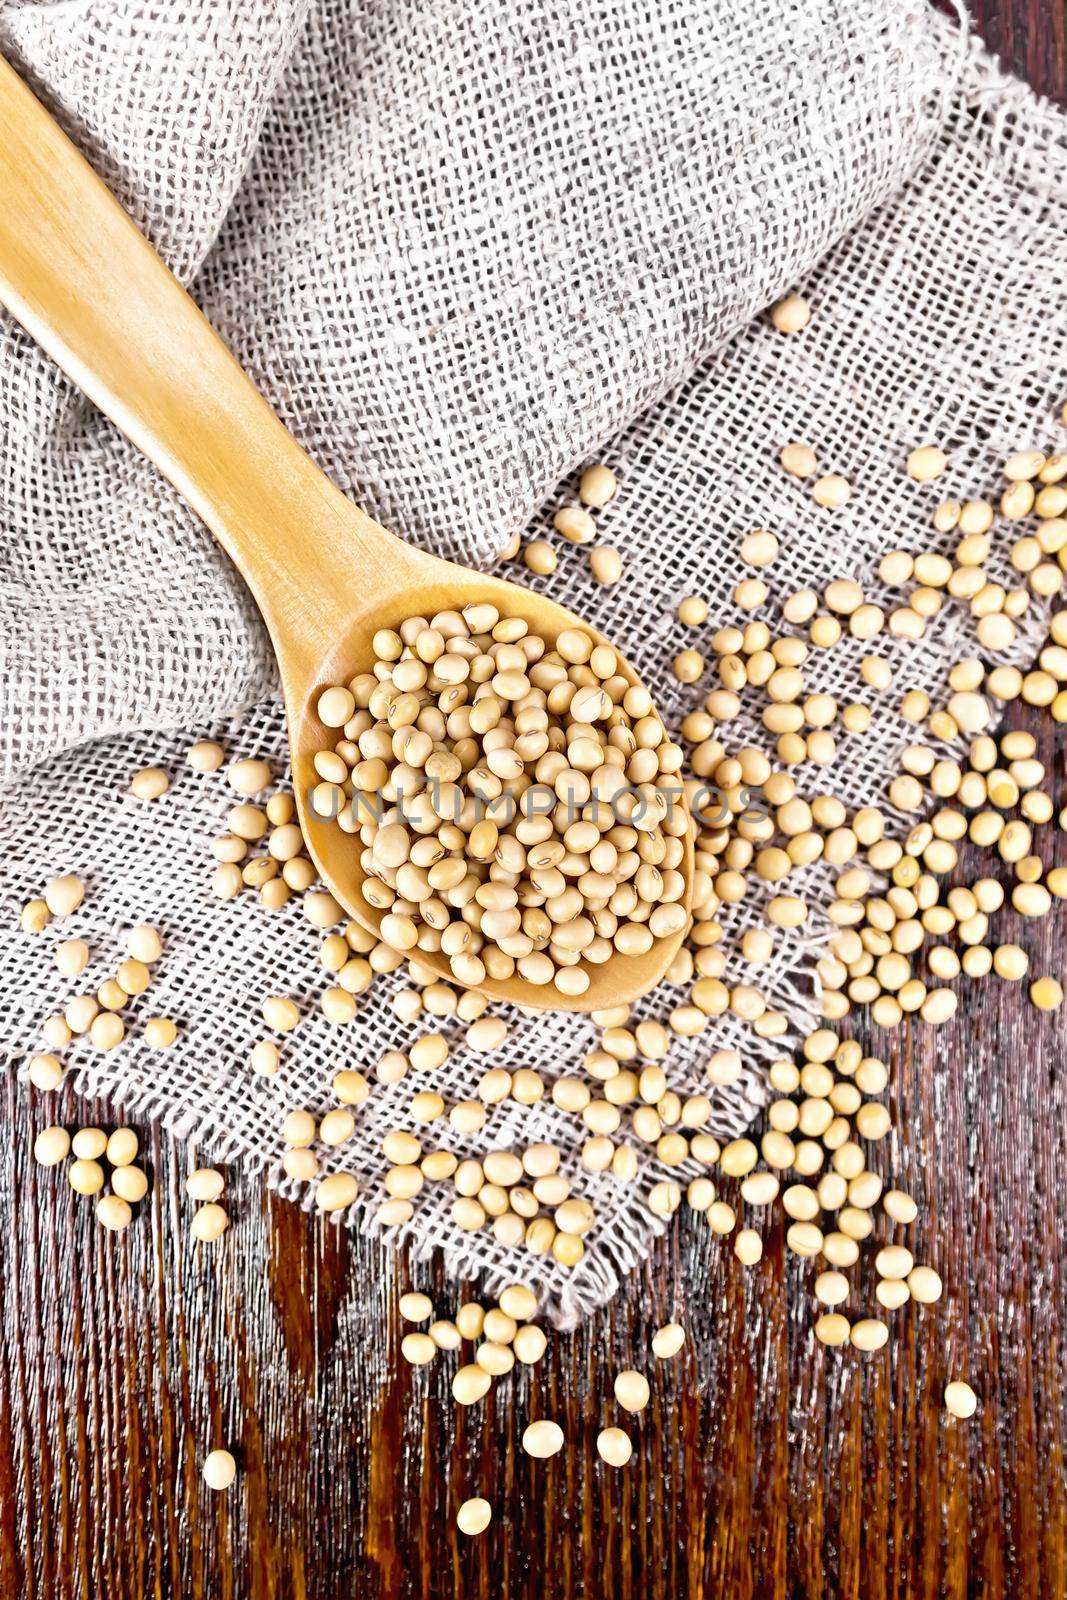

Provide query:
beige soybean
left=476, top=1342, right=515, bottom=1376
left=554, top=505, right=596, bottom=544
left=70, top=1158, right=105, bottom=1195
left=651, top=1322, right=686, bottom=1359
left=319, top=1108, right=356, bottom=1146
left=596, top=1427, right=633, bottom=1467
left=735, top=1228, right=763, bottom=1265
left=677, top=595, right=709, bottom=626
left=513, top=1324, right=548, bottom=1364
left=876, top=1279, right=911, bottom=1311
left=906, top=445, right=947, bottom=481
left=89, top=1013, right=125, bottom=1051
left=456, top=1497, right=493, bottom=1536
left=883, top=1189, right=918, bottom=1224
left=812, top=474, right=850, bottom=509
left=993, top=944, right=1029, bottom=980
left=467, top=1016, right=508, bottom=1053
left=21, top=898, right=50, bottom=934
left=106, top=1127, right=138, bottom=1167
left=741, top=529, right=779, bottom=568
left=401, top=1332, right=436, bottom=1365
left=282, top=1109, right=316, bottom=1148
left=144, top=1017, right=178, bottom=1049
left=191, top=1203, right=230, bottom=1241
left=498, top=1283, right=539, bottom=1321
left=579, top=464, right=618, bottom=508
left=250, top=1040, right=281, bottom=1076
left=202, top=1449, right=237, bottom=1491
left=814, top=1271, right=849, bottom=1307
left=944, top=1380, right=978, bottom=1419
left=875, top=1245, right=913, bottom=1280
left=590, top=546, right=624, bottom=585
left=522, top=1419, right=565, bottom=1457
left=112, top=1165, right=149, bottom=1204
left=907, top=1266, right=943, bottom=1304
left=428, top=1320, right=461, bottom=1351
left=228, top=758, right=273, bottom=796
left=613, top=1370, right=650, bottom=1413
left=127, top=924, right=164, bottom=965
left=456, top=1302, right=486, bottom=1340
left=71, top=1127, right=107, bottom=1160
left=40, top=1018, right=71, bottom=1050
left=705, top=1199, right=736, bottom=1234
left=188, top=740, right=225, bottom=772
left=96, top=1194, right=133, bottom=1232
left=34, top=1125, right=71, bottom=1166
left=282, top=1149, right=318, bottom=1182
left=850, top=1319, right=889, bottom=1352
left=186, top=1168, right=225, bottom=1202
left=780, top=442, right=817, bottom=478
left=1031, top=976, right=1064, bottom=1011
left=130, top=767, right=170, bottom=800
left=770, top=293, right=811, bottom=333
left=262, top=996, right=300, bottom=1032
left=524, top=539, right=557, bottom=575
left=55, top=938, right=90, bottom=977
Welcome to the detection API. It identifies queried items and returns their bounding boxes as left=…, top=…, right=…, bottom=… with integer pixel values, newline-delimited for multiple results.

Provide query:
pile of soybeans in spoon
left=311, top=607, right=689, bottom=999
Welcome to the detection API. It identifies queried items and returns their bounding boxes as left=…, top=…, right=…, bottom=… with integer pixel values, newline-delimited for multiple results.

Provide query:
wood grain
left=2, top=8, right=1066, bottom=1599
left=962, top=0, right=1067, bottom=100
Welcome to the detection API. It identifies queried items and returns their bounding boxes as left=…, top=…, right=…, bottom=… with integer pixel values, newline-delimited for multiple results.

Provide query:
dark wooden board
left=2, top=9, right=1067, bottom=1598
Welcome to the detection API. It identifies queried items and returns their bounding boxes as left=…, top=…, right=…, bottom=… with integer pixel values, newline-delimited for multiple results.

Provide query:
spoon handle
left=0, top=53, right=396, bottom=642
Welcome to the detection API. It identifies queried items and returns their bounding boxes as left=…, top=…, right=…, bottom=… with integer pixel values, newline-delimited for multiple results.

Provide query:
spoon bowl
left=0, top=55, right=692, bottom=1011
left=288, top=545, right=694, bottom=1012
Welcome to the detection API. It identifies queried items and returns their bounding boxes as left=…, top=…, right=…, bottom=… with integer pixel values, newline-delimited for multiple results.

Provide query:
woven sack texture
left=0, top=0, right=950, bottom=780
left=2, top=4, right=1067, bottom=1321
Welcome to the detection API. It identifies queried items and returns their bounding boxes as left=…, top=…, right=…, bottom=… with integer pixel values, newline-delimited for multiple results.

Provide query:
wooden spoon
left=0, top=56, right=692, bottom=1012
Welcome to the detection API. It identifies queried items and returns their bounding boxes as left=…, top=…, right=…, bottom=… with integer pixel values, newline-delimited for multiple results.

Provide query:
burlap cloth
left=1, top=0, right=1065, bottom=1321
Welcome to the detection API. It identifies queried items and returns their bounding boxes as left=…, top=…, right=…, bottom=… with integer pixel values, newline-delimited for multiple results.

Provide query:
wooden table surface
left=3, top=9, right=1067, bottom=1599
